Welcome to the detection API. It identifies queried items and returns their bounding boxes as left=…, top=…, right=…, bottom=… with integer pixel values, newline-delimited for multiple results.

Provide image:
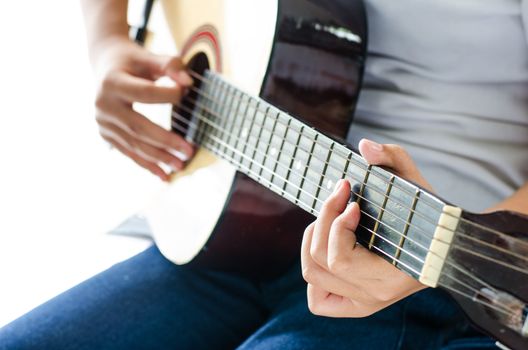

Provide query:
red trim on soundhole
left=181, top=25, right=222, bottom=73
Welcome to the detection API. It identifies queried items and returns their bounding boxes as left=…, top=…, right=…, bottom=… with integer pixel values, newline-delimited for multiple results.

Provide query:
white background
left=0, top=1, right=157, bottom=327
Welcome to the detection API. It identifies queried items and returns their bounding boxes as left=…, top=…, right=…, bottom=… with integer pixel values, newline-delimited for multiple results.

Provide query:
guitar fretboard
left=174, top=70, right=448, bottom=280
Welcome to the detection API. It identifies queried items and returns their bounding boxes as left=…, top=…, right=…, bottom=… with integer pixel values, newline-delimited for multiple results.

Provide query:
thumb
left=145, top=55, right=193, bottom=87
left=358, top=138, right=433, bottom=192
left=163, top=56, right=193, bottom=87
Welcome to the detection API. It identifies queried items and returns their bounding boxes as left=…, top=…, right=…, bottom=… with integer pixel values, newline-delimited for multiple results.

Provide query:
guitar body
left=145, top=0, right=367, bottom=277
left=137, top=1, right=528, bottom=347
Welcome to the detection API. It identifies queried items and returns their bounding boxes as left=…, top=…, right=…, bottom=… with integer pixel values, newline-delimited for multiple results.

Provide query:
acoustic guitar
left=131, top=1, right=528, bottom=349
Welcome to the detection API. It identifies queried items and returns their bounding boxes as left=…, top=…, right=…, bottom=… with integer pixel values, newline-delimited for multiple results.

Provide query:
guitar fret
left=199, top=76, right=213, bottom=146
left=258, top=107, right=276, bottom=180
left=370, top=175, right=394, bottom=250
left=215, top=81, right=231, bottom=149
left=201, top=75, right=219, bottom=145
left=342, top=151, right=352, bottom=180
left=193, top=72, right=452, bottom=287
left=193, top=75, right=213, bottom=146
left=292, top=126, right=309, bottom=208
left=284, top=124, right=304, bottom=201
left=240, top=99, right=259, bottom=167
left=313, top=142, right=334, bottom=211
left=270, top=117, right=291, bottom=186
left=224, top=90, right=241, bottom=155
left=357, top=164, right=372, bottom=205
left=223, top=84, right=237, bottom=150
left=394, top=189, right=420, bottom=265
left=233, top=94, right=251, bottom=160
left=188, top=98, right=201, bottom=144
left=188, top=80, right=201, bottom=143
left=298, top=133, right=318, bottom=214
left=249, top=105, right=267, bottom=172
left=232, top=92, right=247, bottom=157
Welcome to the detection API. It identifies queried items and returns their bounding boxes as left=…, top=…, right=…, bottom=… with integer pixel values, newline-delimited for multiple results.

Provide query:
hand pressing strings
left=301, top=139, right=432, bottom=317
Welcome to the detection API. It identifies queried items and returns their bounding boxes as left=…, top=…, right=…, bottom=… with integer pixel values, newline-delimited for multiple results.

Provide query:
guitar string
left=449, top=233, right=527, bottom=264
left=189, top=72, right=478, bottom=231
left=171, top=118, right=517, bottom=317
left=187, top=71, right=452, bottom=222
left=354, top=238, right=517, bottom=318
left=451, top=245, right=528, bottom=275
left=174, top=117, right=517, bottom=316
left=171, top=113, right=524, bottom=315
left=359, top=236, right=517, bottom=318
left=188, top=70, right=528, bottom=249
left=190, top=71, right=528, bottom=250
left=186, top=73, right=528, bottom=255
left=436, top=282, right=521, bottom=320
left=173, top=112, right=434, bottom=255
left=186, top=72, right=528, bottom=252
left=362, top=235, right=519, bottom=318
left=172, top=89, right=528, bottom=264
left=171, top=111, right=526, bottom=316
left=178, top=87, right=456, bottom=238
left=174, top=104, right=442, bottom=248
left=181, top=92, right=528, bottom=264
left=179, top=74, right=523, bottom=317
left=209, top=130, right=520, bottom=316
left=171, top=100, right=528, bottom=269
left=171, top=110, right=528, bottom=297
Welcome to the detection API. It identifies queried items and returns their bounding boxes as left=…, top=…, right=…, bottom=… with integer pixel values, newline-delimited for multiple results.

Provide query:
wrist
left=89, top=35, right=132, bottom=65
left=485, top=182, right=528, bottom=214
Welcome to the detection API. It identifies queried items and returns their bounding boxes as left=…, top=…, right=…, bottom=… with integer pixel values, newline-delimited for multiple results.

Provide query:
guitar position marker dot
left=327, top=180, right=333, bottom=190
left=241, top=128, right=248, bottom=138
left=296, top=161, right=302, bottom=170
left=270, top=148, right=277, bottom=156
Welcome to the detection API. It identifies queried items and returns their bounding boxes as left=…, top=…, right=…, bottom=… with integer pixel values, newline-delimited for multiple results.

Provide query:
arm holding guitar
left=80, top=0, right=194, bottom=181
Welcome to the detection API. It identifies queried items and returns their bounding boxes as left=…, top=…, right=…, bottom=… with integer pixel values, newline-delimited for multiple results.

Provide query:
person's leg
left=0, top=245, right=266, bottom=350
left=237, top=281, right=405, bottom=349
left=403, top=290, right=497, bottom=350
left=237, top=261, right=495, bottom=350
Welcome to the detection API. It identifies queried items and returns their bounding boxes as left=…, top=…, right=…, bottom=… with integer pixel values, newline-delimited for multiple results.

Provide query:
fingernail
left=180, top=154, right=189, bottom=162
left=169, top=147, right=192, bottom=162
left=178, top=71, right=193, bottom=86
left=363, top=139, right=383, bottom=152
left=345, top=202, right=360, bottom=219
left=349, top=201, right=359, bottom=211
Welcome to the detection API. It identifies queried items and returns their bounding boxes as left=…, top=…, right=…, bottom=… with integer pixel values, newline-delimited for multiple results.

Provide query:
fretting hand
left=301, top=139, right=433, bottom=317
left=93, top=38, right=195, bottom=181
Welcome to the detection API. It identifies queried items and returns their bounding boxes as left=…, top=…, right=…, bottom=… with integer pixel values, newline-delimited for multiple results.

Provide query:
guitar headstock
left=439, top=210, right=528, bottom=350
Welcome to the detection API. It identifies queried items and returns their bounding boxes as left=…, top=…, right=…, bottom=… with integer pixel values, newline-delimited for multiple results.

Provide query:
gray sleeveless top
left=348, top=0, right=528, bottom=212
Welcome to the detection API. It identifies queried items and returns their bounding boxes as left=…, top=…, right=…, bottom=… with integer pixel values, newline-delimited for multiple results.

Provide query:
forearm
left=80, top=0, right=129, bottom=63
left=488, top=182, right=528, bottom=215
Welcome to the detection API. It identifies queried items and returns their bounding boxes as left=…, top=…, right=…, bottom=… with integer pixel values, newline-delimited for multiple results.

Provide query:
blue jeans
left=0, top=245, right=495, bottom=349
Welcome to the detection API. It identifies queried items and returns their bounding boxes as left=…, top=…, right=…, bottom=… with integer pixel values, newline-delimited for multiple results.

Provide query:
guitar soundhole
left=172, top=52, right=210, bottom=142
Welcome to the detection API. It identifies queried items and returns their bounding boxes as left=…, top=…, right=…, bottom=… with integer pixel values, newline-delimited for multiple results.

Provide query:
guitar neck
left=175, top=70, right=462, bottom=287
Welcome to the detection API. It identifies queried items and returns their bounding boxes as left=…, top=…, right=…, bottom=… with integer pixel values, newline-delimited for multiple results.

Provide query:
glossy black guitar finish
left=441, top=210, right=528, bottom=350
left=190, top=0, right=367, bottom=277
